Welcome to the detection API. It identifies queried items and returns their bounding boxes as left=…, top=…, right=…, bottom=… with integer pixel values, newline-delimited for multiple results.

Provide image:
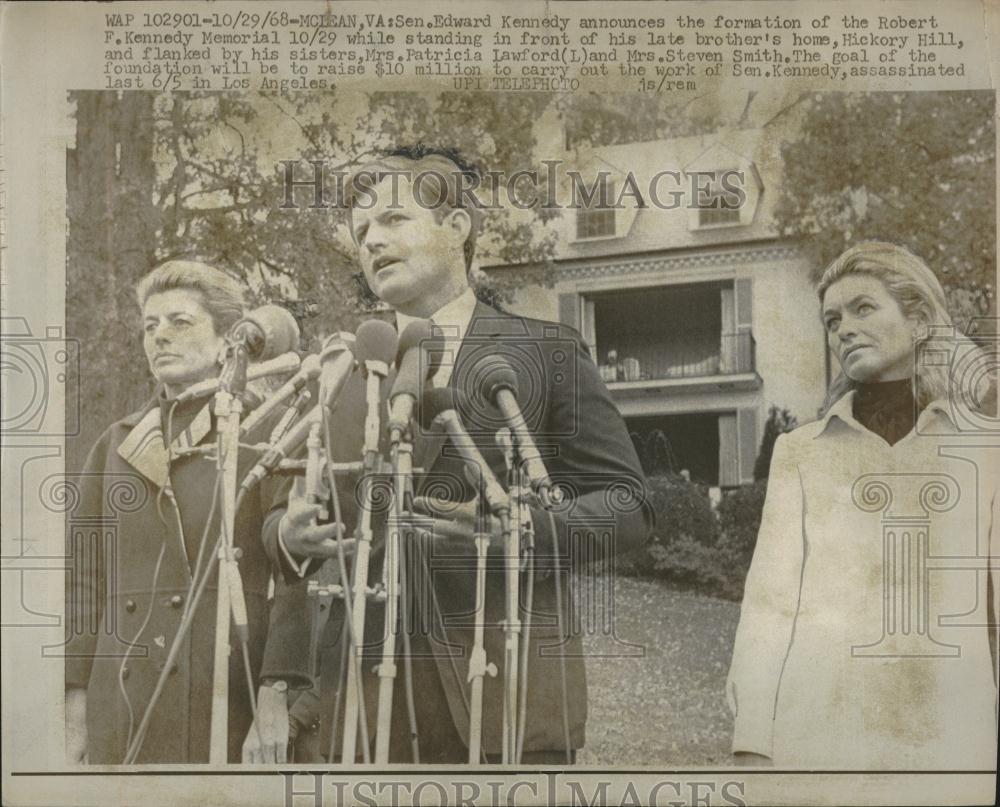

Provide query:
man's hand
left=242, top=685, right=290, bottom=764
left=407, top=495, right=504, bottom=542
left=65, top=687, right=88, bottom=764
left=733, top=751, right=772, bottom=767
left=279, top=480, right=351, bottom=559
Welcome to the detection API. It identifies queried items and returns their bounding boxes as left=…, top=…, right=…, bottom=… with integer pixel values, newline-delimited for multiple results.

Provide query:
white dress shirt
left=396, top=287, right=479, bottom=389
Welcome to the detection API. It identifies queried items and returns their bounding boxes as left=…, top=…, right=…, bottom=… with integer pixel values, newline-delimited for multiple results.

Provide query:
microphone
left=174, top=352, right=301, bottom=402
left=239, top=324, right=392, bottom=494
left=239, top=403, right=321, bottom=495
left=239, top=353, right=321, bottom=437
left=388, top=319, right=442, bottom=445
left=473, top=355, right=552, bottom=497
left=318, top=332, right=358, bottom=409
left=353, top=319, right=398, bottom=377
left=421, top=388, right=510, bottom=517
left=228, top=304, right=300, bottom=360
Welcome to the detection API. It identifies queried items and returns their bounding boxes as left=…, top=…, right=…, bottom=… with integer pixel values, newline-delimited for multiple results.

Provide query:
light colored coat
left=727, top=391, right=999, bottom=769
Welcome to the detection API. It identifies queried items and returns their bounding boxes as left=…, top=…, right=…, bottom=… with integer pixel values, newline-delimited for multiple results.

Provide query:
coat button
left=169, top=594, right=184, bottom=608
left=125, top=600, right=136, bottom=613
left=121, top=665, right=130, bottom=680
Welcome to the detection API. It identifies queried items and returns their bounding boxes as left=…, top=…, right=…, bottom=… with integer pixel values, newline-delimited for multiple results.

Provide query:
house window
left=694, top=170, right=741, bottom=228
left=575, top=177, right=616, bottom=239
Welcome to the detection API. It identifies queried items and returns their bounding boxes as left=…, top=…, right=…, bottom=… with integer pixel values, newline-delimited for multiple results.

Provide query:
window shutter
left=735, top=279, right=753, bottom=372
left=735, top=278, right=752, bottom=328
left=738, top=407, right=758, bottom=485
left=558, top=292, right=580, bottom=332
left=718, top=413, right=739, bottom=487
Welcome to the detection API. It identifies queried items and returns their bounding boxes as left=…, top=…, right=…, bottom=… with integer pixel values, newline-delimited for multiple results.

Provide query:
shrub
left=615, top=473, right=717, bottom=578
left=754, top=406, right=798, bottom=481
left=713, top=480, right=769, bottom=599
left=615, top=475, right=769, bottom=601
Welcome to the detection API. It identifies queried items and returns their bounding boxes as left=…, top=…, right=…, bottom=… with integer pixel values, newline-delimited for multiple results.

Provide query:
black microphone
left=421, top=388, right=510, bottom=517
left=388, top=319, right=442, bottom=445
left=228, top=304, right=300, bottom=360
left=473, top=355, right=552, bottom=497
left=353, top=319, right=398, bottom=377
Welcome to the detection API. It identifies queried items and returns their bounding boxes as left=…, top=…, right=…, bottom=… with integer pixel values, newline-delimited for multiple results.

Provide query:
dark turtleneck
left=853, top=378, right=918, bottom=446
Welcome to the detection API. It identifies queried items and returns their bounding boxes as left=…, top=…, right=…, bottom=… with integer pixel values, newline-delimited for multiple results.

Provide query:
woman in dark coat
left=64, top=261, right=302, bottom=764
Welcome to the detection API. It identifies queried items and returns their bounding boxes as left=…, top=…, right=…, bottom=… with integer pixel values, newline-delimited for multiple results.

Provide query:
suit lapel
left=413, top=302, right=506, bottom=487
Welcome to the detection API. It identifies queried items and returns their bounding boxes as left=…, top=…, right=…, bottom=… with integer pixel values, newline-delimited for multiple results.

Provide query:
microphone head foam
left=471, top=355, right=518, bottom=402
left=396, top=319, right=435, bottom=364
left=240, top=305, right=300, bottom=359
left=354, top=319, right=398, bottom=366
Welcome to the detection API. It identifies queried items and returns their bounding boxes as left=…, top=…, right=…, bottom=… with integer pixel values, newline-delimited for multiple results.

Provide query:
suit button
left=121, top=665, right=129, bottom=680
left=125, top=600, right=136, bottom=613
left=170, top=594, right=184, bottom=609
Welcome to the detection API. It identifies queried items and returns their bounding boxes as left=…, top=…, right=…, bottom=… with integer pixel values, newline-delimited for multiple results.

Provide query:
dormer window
left=694, top=170, right=742, bottom=229
left=575, top=175, right=616, bottom=239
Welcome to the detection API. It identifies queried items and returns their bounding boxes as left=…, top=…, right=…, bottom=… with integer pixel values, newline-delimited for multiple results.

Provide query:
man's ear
left=444, top=207, right=472, bottom=245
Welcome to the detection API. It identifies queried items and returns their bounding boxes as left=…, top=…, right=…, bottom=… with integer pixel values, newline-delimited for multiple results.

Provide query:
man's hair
left=136, top=260, right=246, bottom=335
left=343, top=145, right=483, bottom=272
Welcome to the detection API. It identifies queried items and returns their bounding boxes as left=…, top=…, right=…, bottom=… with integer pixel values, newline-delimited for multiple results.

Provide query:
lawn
left=576, top=576, right=742, bottom=766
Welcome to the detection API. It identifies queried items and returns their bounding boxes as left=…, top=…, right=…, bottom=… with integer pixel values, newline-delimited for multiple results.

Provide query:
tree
left=773, top=91, right=995, bottom=328
left=66, top=90, right=567, bottom=463
left=753, top=406, right=798, bottom=482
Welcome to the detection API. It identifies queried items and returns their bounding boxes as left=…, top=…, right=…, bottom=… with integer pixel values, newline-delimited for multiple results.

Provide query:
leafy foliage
left=67, top=90, right=564, bottom=463
left=773, top=91, right=996, bottom=328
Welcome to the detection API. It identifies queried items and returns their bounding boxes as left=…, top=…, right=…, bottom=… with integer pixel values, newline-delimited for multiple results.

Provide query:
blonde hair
left=136, top=261, right=246, bottom=335
left=817, top=242, right=959, bottom=414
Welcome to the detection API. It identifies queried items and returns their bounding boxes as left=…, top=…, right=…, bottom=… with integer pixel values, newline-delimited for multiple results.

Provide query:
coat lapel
left=115, top=399, right=213, bottom=489
left=413, top=302, right=506, bottom=487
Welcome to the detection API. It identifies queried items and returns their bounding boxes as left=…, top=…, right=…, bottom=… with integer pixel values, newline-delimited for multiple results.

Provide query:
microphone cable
left=547, top=509, right=573, bottom=765
left=321, top=404, right=371, bottom=763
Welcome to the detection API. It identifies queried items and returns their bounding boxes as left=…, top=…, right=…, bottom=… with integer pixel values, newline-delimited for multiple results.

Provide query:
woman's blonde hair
left=136, top=260, right=246, bottom=336
left=817, top=242, right=960, bottom=415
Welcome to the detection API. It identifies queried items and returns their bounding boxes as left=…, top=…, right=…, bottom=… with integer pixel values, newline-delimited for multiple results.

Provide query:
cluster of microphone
left=190, top=304, right=554, bottom=512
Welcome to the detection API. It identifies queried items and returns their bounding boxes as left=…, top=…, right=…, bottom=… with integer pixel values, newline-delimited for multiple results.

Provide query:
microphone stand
left=341, top=357, right=389, bottom=764
left=209, top=339, right=253, bottom=763
left=374, top=435, right=412, bottom=763
left=499, top=438, right=521, bottom=765
left=468, top=469, right=498, bottom=764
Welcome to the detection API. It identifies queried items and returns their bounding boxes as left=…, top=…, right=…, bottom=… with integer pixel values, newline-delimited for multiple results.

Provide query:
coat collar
left=116, top=392, right=213, bottom=487
left=814, top=390, right=959, bottom=440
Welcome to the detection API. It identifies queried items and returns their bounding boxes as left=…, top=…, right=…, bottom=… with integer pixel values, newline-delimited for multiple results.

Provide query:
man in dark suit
left=246, top=147, right=651, bottom=764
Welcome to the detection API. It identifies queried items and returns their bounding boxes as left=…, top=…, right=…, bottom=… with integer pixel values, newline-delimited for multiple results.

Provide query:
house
left=481, top=123, right=828, bottom=489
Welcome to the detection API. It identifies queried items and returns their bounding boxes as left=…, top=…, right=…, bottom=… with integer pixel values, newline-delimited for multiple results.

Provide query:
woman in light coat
left=727, top=242, right=998, bottom=769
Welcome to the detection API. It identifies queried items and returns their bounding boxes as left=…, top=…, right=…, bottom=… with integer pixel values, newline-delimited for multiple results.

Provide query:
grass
left=576, top=575, right=741, bottom=766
